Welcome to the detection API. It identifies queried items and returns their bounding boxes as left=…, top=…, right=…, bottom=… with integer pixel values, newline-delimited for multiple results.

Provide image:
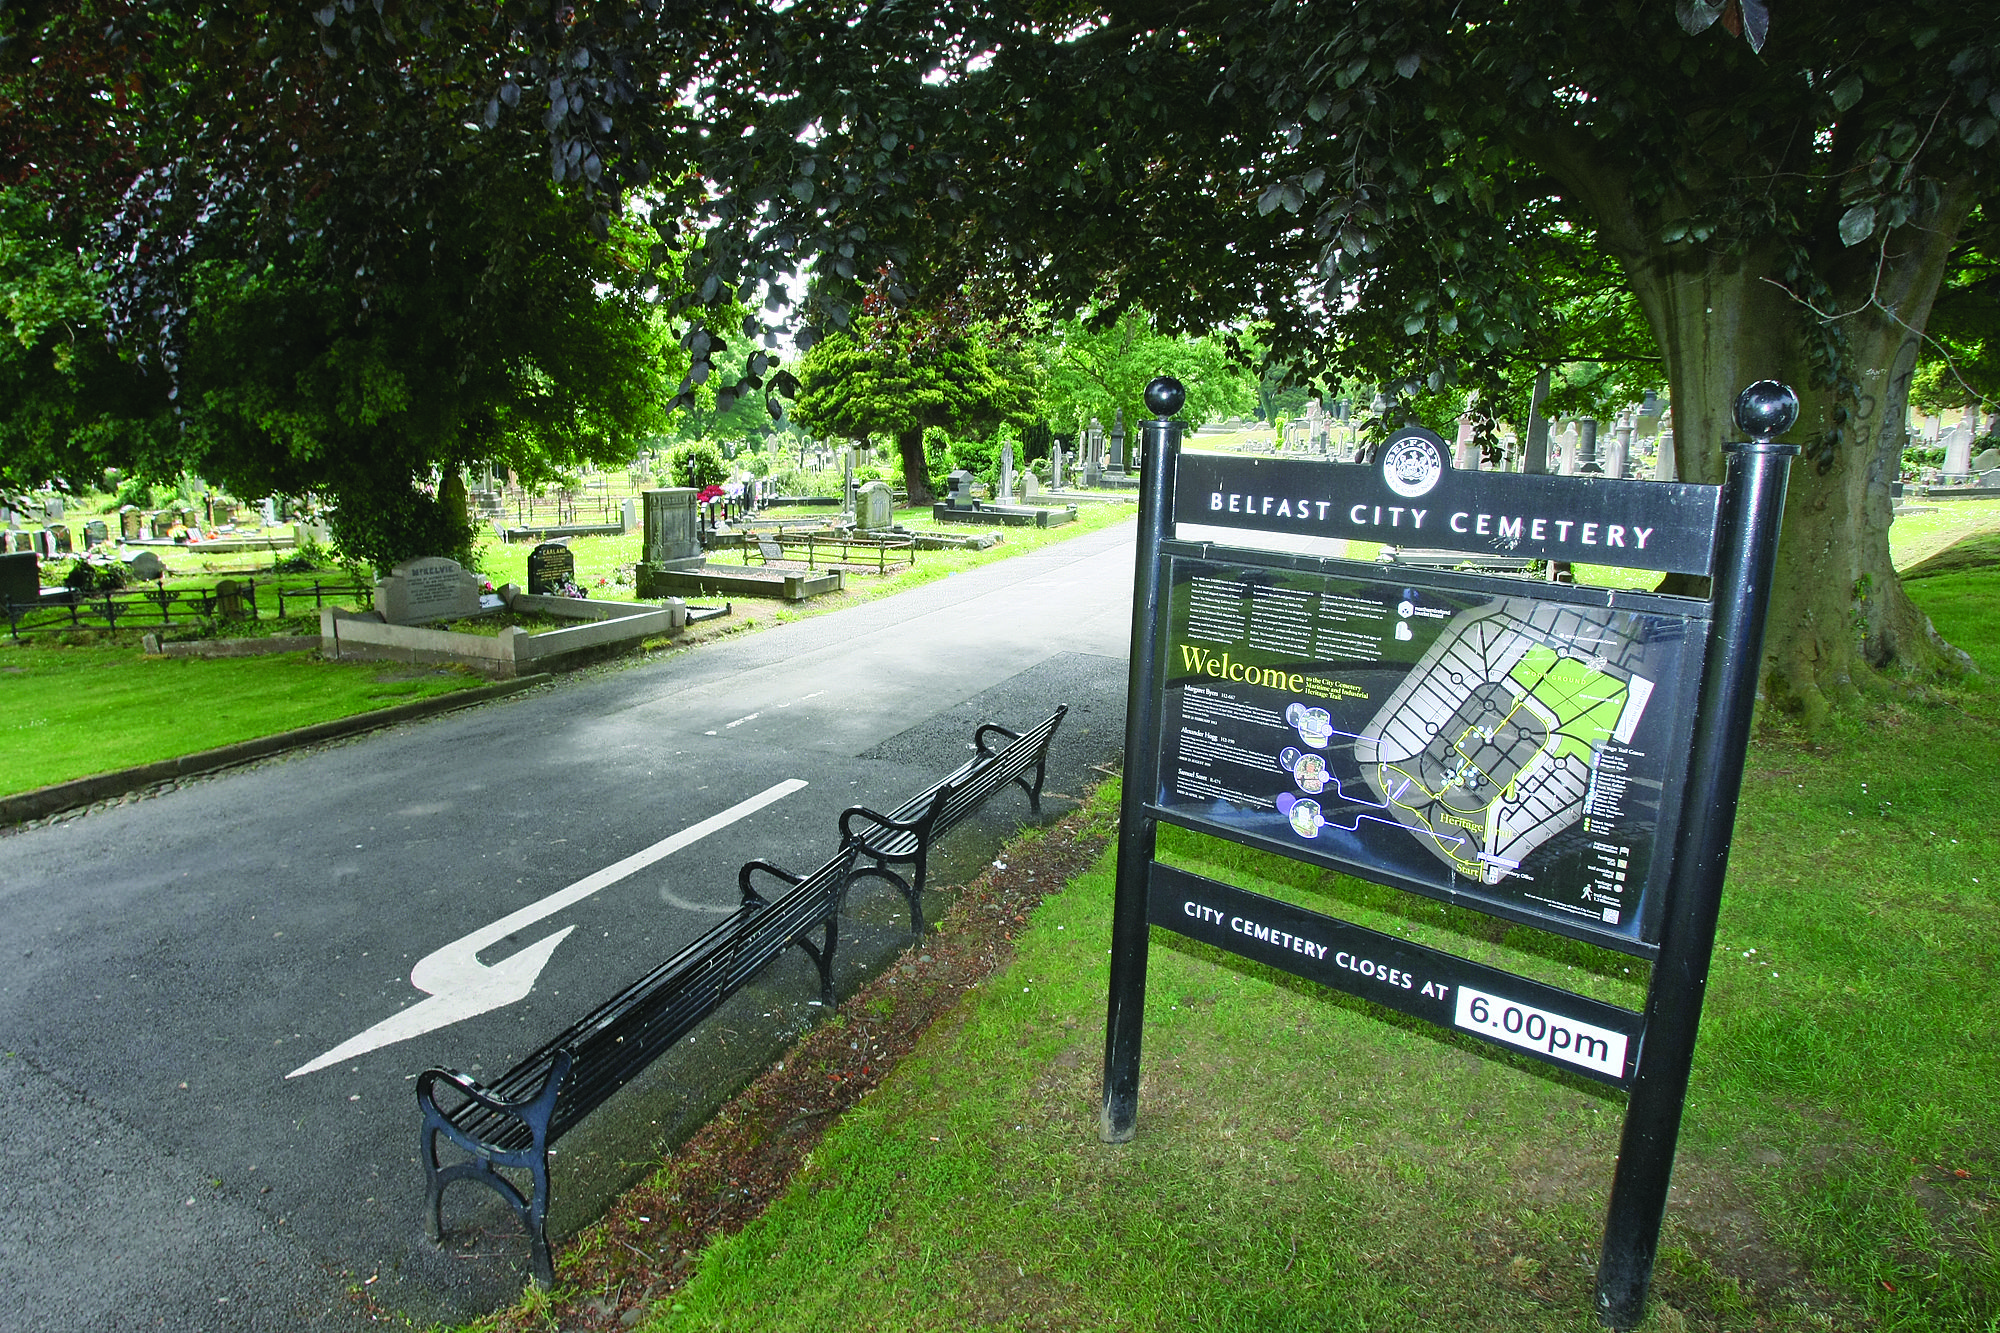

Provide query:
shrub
left=113, top=476, right=165, bottom=510
left=63, top=558, right=130, bottom=594
left=667, top=440, right=728, bottom=489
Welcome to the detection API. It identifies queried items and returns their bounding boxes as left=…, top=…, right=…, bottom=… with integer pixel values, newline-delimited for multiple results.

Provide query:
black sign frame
left=1100, top=382, right=1799, bottom=1330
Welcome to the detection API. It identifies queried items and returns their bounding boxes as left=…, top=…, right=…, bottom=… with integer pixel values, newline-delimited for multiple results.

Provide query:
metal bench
left=416, top=840, right=861, bottom=1285
left=839, top=707, right=1067, bottom=935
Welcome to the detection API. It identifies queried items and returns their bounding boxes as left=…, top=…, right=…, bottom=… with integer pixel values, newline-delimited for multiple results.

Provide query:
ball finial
left=1734, top=380, right=1798, bottom=441
left=1144, top=377, right=1186, bottom=418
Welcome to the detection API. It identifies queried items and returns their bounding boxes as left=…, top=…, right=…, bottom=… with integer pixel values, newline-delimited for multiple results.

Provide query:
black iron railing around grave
left=2, top=578, right=373, bottom=640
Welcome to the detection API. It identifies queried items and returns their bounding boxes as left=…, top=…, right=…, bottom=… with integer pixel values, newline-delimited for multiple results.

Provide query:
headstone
left=1109, top=409, right=1126, bottom=474
left=123, top=549, right=165, bottom=581
left=1555, top=422, right=1580, bottom=475
left=1453, top=415, right=1479, bottom=470
left=212, top=577, right=248, bottom=621
left=1942, top=421, right=1975, bottom=478
left=43, top=495, right=63, bottom=521
left=1608, top=416, right=1634, bottom=479
left=621, top=497, right=639, bottom=534
left=998, top=438, right=1016, bottom=505
left=0, top=550, right=37, bottom=610
left=9, top=530, right=34, bottom=554
left=641, top=488, right=705, bottom=571
left=1521, top=369, right=1552, bottom=475
left=1306, top=400, right=1328, bottom=453
left=855, top=480, right=894, bottom=530
left=150, top=511, right=175, bottom=539
left=842, top=446, right=856, bottom=517
left=211, top=500, right=235, bottom=526
left=83, top=519, right=109, bottom=547
left=1972, top=447, right=2000, bottom=475
left=373, top=556, right=486, bottom=625
left=1577, top=418, right=1601, bottom=473
left=48, top=523, right=71, bottom=554
left=945, top=470, right=979, bottom=509
left=1654, top=430, right=1676, bottom=482
left=1085, top=418, right=1104, bottom=487
left=1020, top=473, right=1041, bottom=502
left=527, top=541, right=577, bottom=595
left=261, top=497, right=278, bottom=527
left=119, top=506, right=143, bottom=540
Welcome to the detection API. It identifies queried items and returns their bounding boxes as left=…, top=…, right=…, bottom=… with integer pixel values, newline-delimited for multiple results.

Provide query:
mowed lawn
left=584, top=537, right=2000, bottom=1333
left=0, top=638, right=485, bottom=798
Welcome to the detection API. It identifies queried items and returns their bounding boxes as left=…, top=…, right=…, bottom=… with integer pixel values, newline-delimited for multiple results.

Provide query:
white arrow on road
left=287, top=779, right=808, bottom=1078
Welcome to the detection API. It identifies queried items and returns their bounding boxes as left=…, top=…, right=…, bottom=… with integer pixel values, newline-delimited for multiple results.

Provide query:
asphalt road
left=0, top=517, right=1139, bottom=1331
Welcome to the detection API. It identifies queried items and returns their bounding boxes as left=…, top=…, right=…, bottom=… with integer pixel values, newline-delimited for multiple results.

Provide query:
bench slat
left=420, top=844, right=855, bottom=1282
left=840, top=708, right=1065, bottom=937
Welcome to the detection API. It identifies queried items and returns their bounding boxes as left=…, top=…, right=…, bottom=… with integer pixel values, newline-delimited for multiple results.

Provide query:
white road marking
left=286, top=779, right=808, bottom=1078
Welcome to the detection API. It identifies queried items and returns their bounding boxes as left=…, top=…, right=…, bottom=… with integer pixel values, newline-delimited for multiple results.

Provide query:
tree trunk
left=896, top=427, right=934, bottom=505
left=1581, top=175, right=1979, bottom=726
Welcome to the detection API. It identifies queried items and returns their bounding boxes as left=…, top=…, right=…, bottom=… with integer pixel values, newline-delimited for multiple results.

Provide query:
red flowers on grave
left=697, top=484, right=725, bottom=505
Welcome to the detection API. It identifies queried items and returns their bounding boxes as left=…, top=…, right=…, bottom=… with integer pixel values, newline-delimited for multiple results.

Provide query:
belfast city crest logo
left=1381, top=428, right=1446, bottom=498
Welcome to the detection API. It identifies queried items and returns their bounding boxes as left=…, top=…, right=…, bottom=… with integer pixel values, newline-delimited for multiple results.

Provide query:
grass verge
left=451, top=541, right=1999, bottom=1333
left=0, top=632, right=487, bottom=798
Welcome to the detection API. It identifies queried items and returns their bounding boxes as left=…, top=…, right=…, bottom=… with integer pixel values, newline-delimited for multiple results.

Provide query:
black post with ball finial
left=1100, top=376, right=1186, bottom=1142
left=1594, top=381, right=1799, bottom=1327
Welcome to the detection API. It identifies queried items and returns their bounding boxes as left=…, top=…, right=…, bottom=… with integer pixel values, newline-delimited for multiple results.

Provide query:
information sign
left=1100, top=376, right=1802, bottom=1330
left=1151, top=549, right=1709, bottom=952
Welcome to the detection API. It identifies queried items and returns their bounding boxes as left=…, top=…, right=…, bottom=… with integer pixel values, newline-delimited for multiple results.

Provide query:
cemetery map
left=1154, top=555, right=1706, bottom=949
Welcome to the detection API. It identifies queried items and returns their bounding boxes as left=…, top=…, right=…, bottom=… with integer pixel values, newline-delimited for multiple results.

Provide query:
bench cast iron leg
left=844, top=864, right=922, bottom=936
left=792, top=915, right=840, bottom=1005
left=415, top=1052, right=571, bottom=1287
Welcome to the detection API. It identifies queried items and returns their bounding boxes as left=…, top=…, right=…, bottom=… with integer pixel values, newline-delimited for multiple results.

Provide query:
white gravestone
left=374, top=556, right=486, bottom=625
left=1942, top=421, right=1975, bottom=478
left=998, top=438, right=1015, bottom=505
left=855, top=480, right=894, bottom=530
left=1454, top=415, right=1479, bottom=470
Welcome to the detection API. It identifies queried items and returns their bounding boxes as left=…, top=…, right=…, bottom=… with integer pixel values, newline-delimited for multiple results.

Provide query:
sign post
left=1100, top=375, right=1798, bottom=1327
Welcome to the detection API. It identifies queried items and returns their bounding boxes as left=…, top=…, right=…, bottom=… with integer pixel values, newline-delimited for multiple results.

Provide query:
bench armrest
left=840, top=795, right=942, bottom=849
left=418, top=1049, right=572, bottom=1128
left=738, top=858, right=802, bottom=908
left=973, top=721, right=1023, bottom=760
